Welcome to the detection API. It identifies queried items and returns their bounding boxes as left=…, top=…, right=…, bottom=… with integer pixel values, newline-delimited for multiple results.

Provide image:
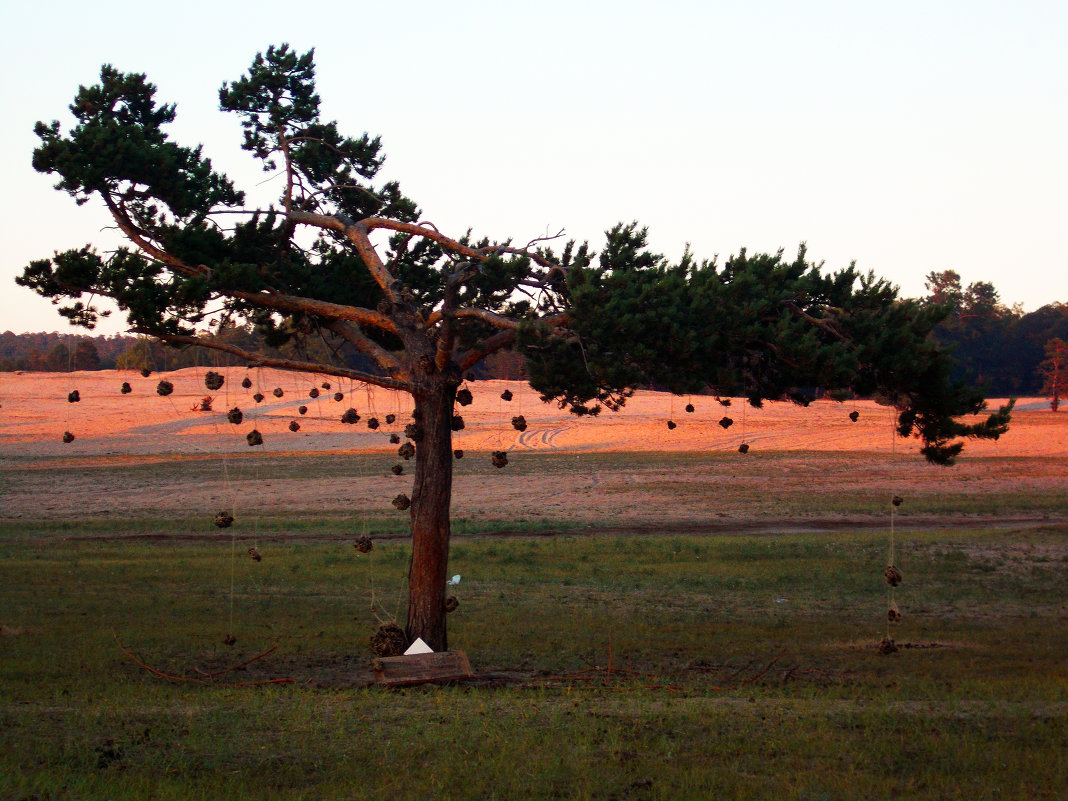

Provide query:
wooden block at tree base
left=372, top=650, right=474, bottom=687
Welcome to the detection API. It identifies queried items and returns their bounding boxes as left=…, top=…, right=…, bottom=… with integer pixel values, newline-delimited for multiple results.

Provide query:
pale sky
left=2, top=0, right=1065, bottom=335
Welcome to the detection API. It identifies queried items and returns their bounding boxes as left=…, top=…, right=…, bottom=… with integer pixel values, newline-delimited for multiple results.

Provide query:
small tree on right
left=1037, top=337, right=1068, bottom=411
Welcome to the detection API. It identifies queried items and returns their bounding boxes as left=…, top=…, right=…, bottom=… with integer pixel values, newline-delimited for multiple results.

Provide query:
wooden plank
left=372, top=650, right=474, bottom=687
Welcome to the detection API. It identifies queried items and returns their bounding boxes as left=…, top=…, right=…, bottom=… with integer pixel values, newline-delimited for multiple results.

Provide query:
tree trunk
left=405, top=382, right=456, bottom=652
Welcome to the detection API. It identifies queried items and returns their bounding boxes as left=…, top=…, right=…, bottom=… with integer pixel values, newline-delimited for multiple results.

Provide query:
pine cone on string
left=298, top=405, right=308, bottom=415
left=140, top=368, right=152, bottom=378
left=341, top=408, right=360, bottom=424
left=456, top=388, right=473, bottom=406
left=849, top=410, right=860, bottom=422
left=385, top=414, right=396, bottom=425
left=333, top=392, right=344, bottom=402
left=451, top=415, right=465, bottom=431
left=309, top=387, right=320, bottom=399
left=453, top=449, right=464, bottom=459
left=685, top=403, right=695, bottom=413
left=884, top=565, right=903, bottom=586
left=444, top=596, right=459, bottom=612
left=241, top=376, right=252, bottom=389
left=738, top=443, right=750, bottom=454
left=398, top=442, right=415, bottom=460
left=389, top=433, right=401, bottom=444
left=718, top=397, right=731, bottom=407
left=253, top=392, right=264, bottom=403
left=321, top=382, right=331, bottom=390
left=500, top=389, right=513, bottom=402
left=666, top=420, right=676, bottom=430
left=392, top=493, right=411, bottom=511
left=214, top=511, right=234, bottom=528
left=223, top=633, right=237, bottom=646
left=367, top=417, right=380, bottom=430
left=511, top=415, right=527, bottom=432
left=62, top=431, right=75, bottom=443
left=246, top=429, right=263, bottom=447
left=67, top=390, right=80, bottom=403
left=491, top=450, right=508, bottom=468
left=370, top=622, right=407, bottom=657
left=877, top=637, right=898, bottom=655
left=391, top=464, right=404, bottom=475
left=204, top=371, right=224, bottom=391
left=288, top=421, right=300, bottom=432
left=120, top=382, right=132, bottom=394
left=887, top=607, right=902, bottom=623
left=272, top=387, right=284, bottom=398
left=719, top=416, right=734, bottom=429
left=405, top=423, right=424, bottom=441
left=156, top=381, right=174, bottom=397
left=354, top=536, right=374, bottom=553
left=227, top=407, right=243, bottom=425
left=247, top=547, right=262, bottom=562
left=892, top=495, right=904, bottom=507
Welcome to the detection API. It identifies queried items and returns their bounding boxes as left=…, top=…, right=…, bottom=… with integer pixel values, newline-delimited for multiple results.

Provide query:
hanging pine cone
left=685, top=403, right=695, bottom=413
left=140, top=368, right=152, bottom=378
left=247, top=547, right=262, bottom=562
left=241, top=376, right=252, bottom=389
left=849, top=410, right=860, bottom=422
left=223, top=633, right=237, bottom=646
left=354, top=535, right=374, bottom=553
left=197, top=396, right=214, bottom=412
left=333, top=392, right=344, bottom=402
left=362, top=417, right=377, bottom=430
left=887, top=607, right=902, bottom=623
left=453, top=449, right=464, bottom=459
left=341, top=408, right=360, bottom=424
left=288, top=420, right=300, bottom=432
left=298, top=405, right=308, bottom=415
left=491, top=450, right=508, bottom=468
left=877, top=637, right=898, bottom=655
left=501, top=389, right=513, bottom=402
left=892, top=495, right=904, bottom=507
left=451, top=415, right=465, bottom=431
left=738, top=443, right=750, bottom=454
left=405, top=423, right=424, bottom=441
left=67, top=390, right=80, bottom=403
left=309, top=387, right=320, bottom=399
left=389, top=433, right=401, bottom=445
left=246, top=429, right=263, bottom=447
left=884, top=565, right=902, bottom=586
left=120, top=382, right=132, bottom=394
left=214, top=511, right=234, bottom=528
left=272, top=387, right=284, bottom=398
left=156, top=381, right=174, bottom=397
left=511, top=415, right=527, bottom=432
left=444, top=596, right=459, bottom=612
left=718, top=397, right=731, bottom=407
left=227, top=407, right=243, bottom=425
left=398, top=442, right=415, bottom=460
left=456, top=388, right=473, bottom=406
left=385, top=413, right=396, bottom=425
left=253, top=392, right=264, bottom=403
left=391, top=464, right=404, bottom=475
left=370, top=622, right=407, bottom=657
left=666, top=420, right=676, bottom=430
left=719, top=416, right=734, bottom=429
left=204, top=371, right=224, bottom=391
left=392, top=493, right=411, bottom=511
left=62, top=431, right=75, bottom=443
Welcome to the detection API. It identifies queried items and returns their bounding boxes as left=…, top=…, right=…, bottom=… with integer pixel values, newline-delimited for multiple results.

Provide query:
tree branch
left=139, top=331, right=412, bottom=392
left=322, top=319, right=405, bottom=379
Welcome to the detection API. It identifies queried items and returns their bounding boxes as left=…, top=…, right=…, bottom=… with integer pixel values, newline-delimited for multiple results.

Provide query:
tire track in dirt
left=515, top=426, right=572, bottom=450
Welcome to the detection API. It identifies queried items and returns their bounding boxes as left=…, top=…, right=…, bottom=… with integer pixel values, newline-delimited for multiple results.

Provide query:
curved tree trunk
left=405, top=382, right=456, bottom=652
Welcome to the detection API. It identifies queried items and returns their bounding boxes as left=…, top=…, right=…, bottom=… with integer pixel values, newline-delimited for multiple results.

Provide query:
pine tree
left=16, top=45, right=1011, bottom=650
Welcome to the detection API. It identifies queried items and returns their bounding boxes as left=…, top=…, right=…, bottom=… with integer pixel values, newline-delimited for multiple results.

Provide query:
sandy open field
left=1, top=368, right=1065, bottom=528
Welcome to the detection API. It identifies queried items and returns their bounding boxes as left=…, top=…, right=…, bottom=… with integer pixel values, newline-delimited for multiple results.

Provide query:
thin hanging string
left=887, top=410, right=898, bottom=640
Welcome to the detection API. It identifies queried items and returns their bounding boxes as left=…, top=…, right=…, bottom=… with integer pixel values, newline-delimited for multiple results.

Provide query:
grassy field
left=1, top=453, right=1067, bottom=799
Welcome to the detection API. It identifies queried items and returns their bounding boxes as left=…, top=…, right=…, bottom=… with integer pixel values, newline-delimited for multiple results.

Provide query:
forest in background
left=3, top=272, right=1066, bottom=395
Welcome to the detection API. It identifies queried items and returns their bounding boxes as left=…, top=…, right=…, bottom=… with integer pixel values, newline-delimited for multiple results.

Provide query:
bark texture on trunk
left=405, top=382, right=456, bottom=652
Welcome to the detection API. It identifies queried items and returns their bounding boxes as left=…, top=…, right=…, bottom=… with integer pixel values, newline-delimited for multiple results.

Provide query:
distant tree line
left=3, top=278, right=1066, bottom=396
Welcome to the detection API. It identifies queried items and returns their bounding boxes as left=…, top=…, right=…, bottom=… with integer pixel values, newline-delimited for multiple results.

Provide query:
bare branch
left=322, top=319, right=404, bottom=378
left=782, top=300, right=848, bottom=342
left=140, top=331, right=412, bottom=392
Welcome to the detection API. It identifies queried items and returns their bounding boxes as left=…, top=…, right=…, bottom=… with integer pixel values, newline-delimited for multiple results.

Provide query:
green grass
left=2, top=520, right=1066, bottom=800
